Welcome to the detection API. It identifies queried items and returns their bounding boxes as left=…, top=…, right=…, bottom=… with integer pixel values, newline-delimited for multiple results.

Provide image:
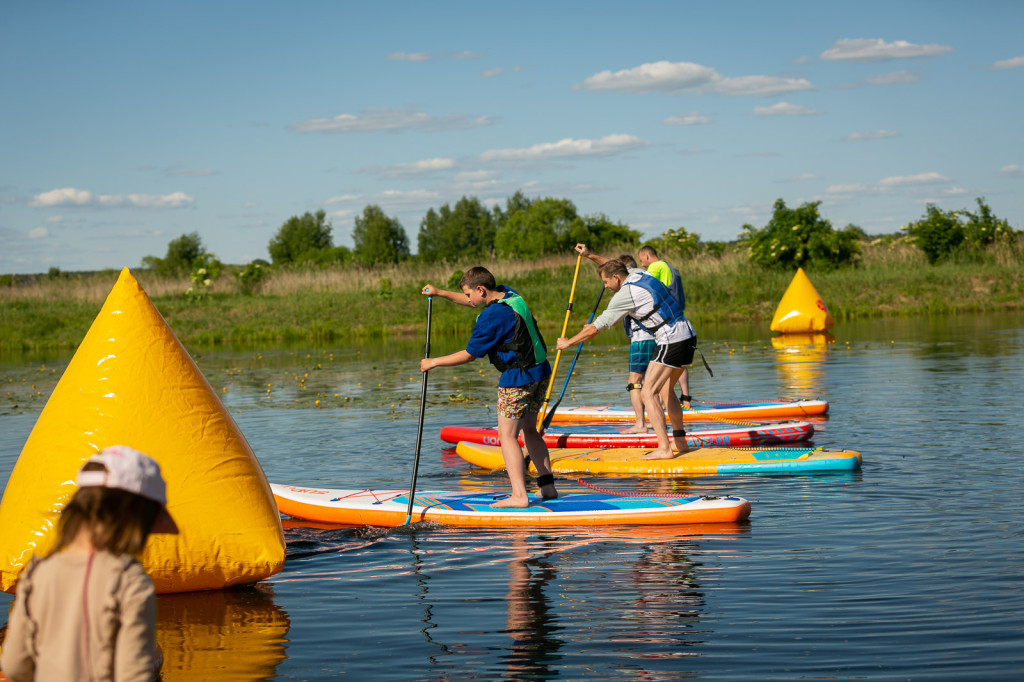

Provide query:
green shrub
left=742, top=199, right=860, bottom=271
left=654, top=227, right=701, bottom=258
left=185, top=253, right=222, bottom=302
left=963, top=198, right=1018, bottom=249
left=236, top=260, right=270, bottom=295
left=905, top=198, right=1019, bottom=265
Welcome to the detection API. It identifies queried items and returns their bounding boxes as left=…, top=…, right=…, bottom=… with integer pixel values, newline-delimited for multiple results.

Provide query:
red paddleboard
left=440, top=421, right=814, bottom=449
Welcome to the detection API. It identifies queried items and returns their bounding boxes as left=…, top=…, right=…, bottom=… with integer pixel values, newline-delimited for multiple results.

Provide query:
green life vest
left=485, top=292, right=547, bottom=372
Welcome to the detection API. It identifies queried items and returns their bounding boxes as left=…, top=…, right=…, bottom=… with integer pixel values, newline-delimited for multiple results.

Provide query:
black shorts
left=650, top=336, right=697, bottom=369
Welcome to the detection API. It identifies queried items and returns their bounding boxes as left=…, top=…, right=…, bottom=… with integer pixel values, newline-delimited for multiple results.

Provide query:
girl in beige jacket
left=1, top=446, right=178, bottom=682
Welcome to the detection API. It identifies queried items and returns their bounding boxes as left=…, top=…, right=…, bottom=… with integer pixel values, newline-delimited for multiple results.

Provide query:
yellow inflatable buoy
left=0, top=268, right=284, bottom=594
left=770, top=267, right=834, bottom=333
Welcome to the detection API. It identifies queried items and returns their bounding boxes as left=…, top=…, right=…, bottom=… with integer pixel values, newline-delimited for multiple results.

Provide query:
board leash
left=558, top=477, right=696, bottom=499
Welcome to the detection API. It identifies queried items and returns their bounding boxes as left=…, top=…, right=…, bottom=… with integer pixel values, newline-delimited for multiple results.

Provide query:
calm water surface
left=2, top=313, right=1024, bottom=680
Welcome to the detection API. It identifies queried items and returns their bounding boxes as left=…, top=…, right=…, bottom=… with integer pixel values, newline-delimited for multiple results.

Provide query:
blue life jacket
left=666, top=263, right=686, bottom=311
left=625, top=272, right=686, bottom=335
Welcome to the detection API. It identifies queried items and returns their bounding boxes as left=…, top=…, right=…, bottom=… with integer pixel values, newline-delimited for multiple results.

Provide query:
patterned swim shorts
left=496, top=379, right=547, bottom=420
left=628, top=339, right=656, bottom=374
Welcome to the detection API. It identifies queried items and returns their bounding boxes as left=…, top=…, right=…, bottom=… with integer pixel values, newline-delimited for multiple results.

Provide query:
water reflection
left=502, top=533, right=563, bottom=679
left=771, top=333, right=832, bottom=396
left=410, top=535, right=453, bottom=666
left=155, top=585, right=290, bottom=681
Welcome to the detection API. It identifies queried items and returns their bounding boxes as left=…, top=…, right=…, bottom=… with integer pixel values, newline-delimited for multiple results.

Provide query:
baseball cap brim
left=152, top=507, right=179, bottom=535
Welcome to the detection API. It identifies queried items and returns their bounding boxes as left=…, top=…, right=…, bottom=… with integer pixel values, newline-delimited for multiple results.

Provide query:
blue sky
left=2, top=0, right=1022, bottom=274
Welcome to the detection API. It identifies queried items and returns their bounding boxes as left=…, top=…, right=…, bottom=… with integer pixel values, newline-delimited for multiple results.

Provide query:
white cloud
left=663, top=112, right=711, bottom=126
left=753, top=102, right=818, bottom=116
left=998, top=164, right=1024, bottom=176
left=845, top=130, right=900, bottom=141
left=388, top=51, right=480, bottom=62
left=481, top=67, right=502, bottom=78
left=863, top=70, right=920, bottom=85
left=820, top=38, right=953, bottom=62
left=290, top=106, right=498, bottom=133
left=454, top=170, right=498, bottom=183
left=28, top=227, right=48, bottom=239
left=325, top=189, right=441, bottom=207
left=826, top=183, right=872, bottom=196
left=359, top=157, right=456, bottom=178
left=942, top=187, right=968, bottom=195
left=823, top=172, right=951, bottom=200
left=578, top=61, right=716, bottom=93
left=712, top=75, right=814, bottom=97
left=791, top=173, right=821, bottom=181
left=878, top=172, right=949, bottom=187
left=30, top=188, right=93, bottom=206
left=479, top=134, right=648, bottom=162
left=576, top=60, right=813, bottom=96
left=29, top=188, right=193, bottom=208
left=990, top=56, right=1024, bottom=70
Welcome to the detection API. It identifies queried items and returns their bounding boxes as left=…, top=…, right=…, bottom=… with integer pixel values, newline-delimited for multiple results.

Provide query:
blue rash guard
left=466, top=286, right=552, bottom=388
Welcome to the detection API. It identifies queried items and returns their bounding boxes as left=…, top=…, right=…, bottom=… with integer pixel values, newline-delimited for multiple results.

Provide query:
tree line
left=140, top=190, right=1020, bottom=284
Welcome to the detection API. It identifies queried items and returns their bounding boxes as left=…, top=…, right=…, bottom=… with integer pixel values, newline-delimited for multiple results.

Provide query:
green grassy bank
left=2, top=242, right=1022, bottom=351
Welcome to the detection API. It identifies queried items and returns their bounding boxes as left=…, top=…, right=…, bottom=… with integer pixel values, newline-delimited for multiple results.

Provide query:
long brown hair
left=53, top=462, right=161, bottom=556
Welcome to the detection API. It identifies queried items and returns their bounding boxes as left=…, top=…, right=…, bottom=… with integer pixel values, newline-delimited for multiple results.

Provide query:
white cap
left=77, top=445, right=178, bottom=534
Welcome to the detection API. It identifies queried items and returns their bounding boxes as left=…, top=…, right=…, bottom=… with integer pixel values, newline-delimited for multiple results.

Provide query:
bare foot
left=622, top=424, right=649, bottom=434
left=641, top=448, right=676, bottom=460
left=672, top=438, right=690, bottom=453
left=490, top=495, right=531, bottom=509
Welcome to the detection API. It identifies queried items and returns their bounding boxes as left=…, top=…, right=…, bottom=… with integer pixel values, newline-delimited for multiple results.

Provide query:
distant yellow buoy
left=770, top=267, right=834, bottom=333
left=0, top=268, right=284, bottom=594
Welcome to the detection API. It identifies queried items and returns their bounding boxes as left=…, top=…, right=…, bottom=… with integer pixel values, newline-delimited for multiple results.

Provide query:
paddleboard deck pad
left=271, top=484, right=751, bottom=527
left=456, top=442, right=861, bottom=476
left=440, top=421, right=814, bottom=449
left=548, top=398, right=828, bottom=423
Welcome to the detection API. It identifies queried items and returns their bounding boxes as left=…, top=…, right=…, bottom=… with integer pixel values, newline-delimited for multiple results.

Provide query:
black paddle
left=405, top=294, right=432, bottom=525
left=540, top=285, right=606, bottom=433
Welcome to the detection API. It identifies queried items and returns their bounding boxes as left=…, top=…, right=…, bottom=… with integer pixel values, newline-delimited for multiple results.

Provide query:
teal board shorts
left=628, top=339, right=656, bottom=373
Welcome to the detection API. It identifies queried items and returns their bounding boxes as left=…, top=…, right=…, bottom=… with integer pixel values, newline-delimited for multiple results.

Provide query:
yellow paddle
left=536, top=252, right=583, bottom=430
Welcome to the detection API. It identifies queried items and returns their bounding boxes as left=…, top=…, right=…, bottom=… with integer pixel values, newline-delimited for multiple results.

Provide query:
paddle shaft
left=537, top=253, right=583, bottom=427
left=540, top=285, right=605, bottom=433
left=405, top=295, right=432, bottom=524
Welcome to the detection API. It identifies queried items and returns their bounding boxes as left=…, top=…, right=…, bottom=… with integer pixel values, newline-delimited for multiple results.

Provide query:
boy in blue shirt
left=421, top=267, right=557, bottom=507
